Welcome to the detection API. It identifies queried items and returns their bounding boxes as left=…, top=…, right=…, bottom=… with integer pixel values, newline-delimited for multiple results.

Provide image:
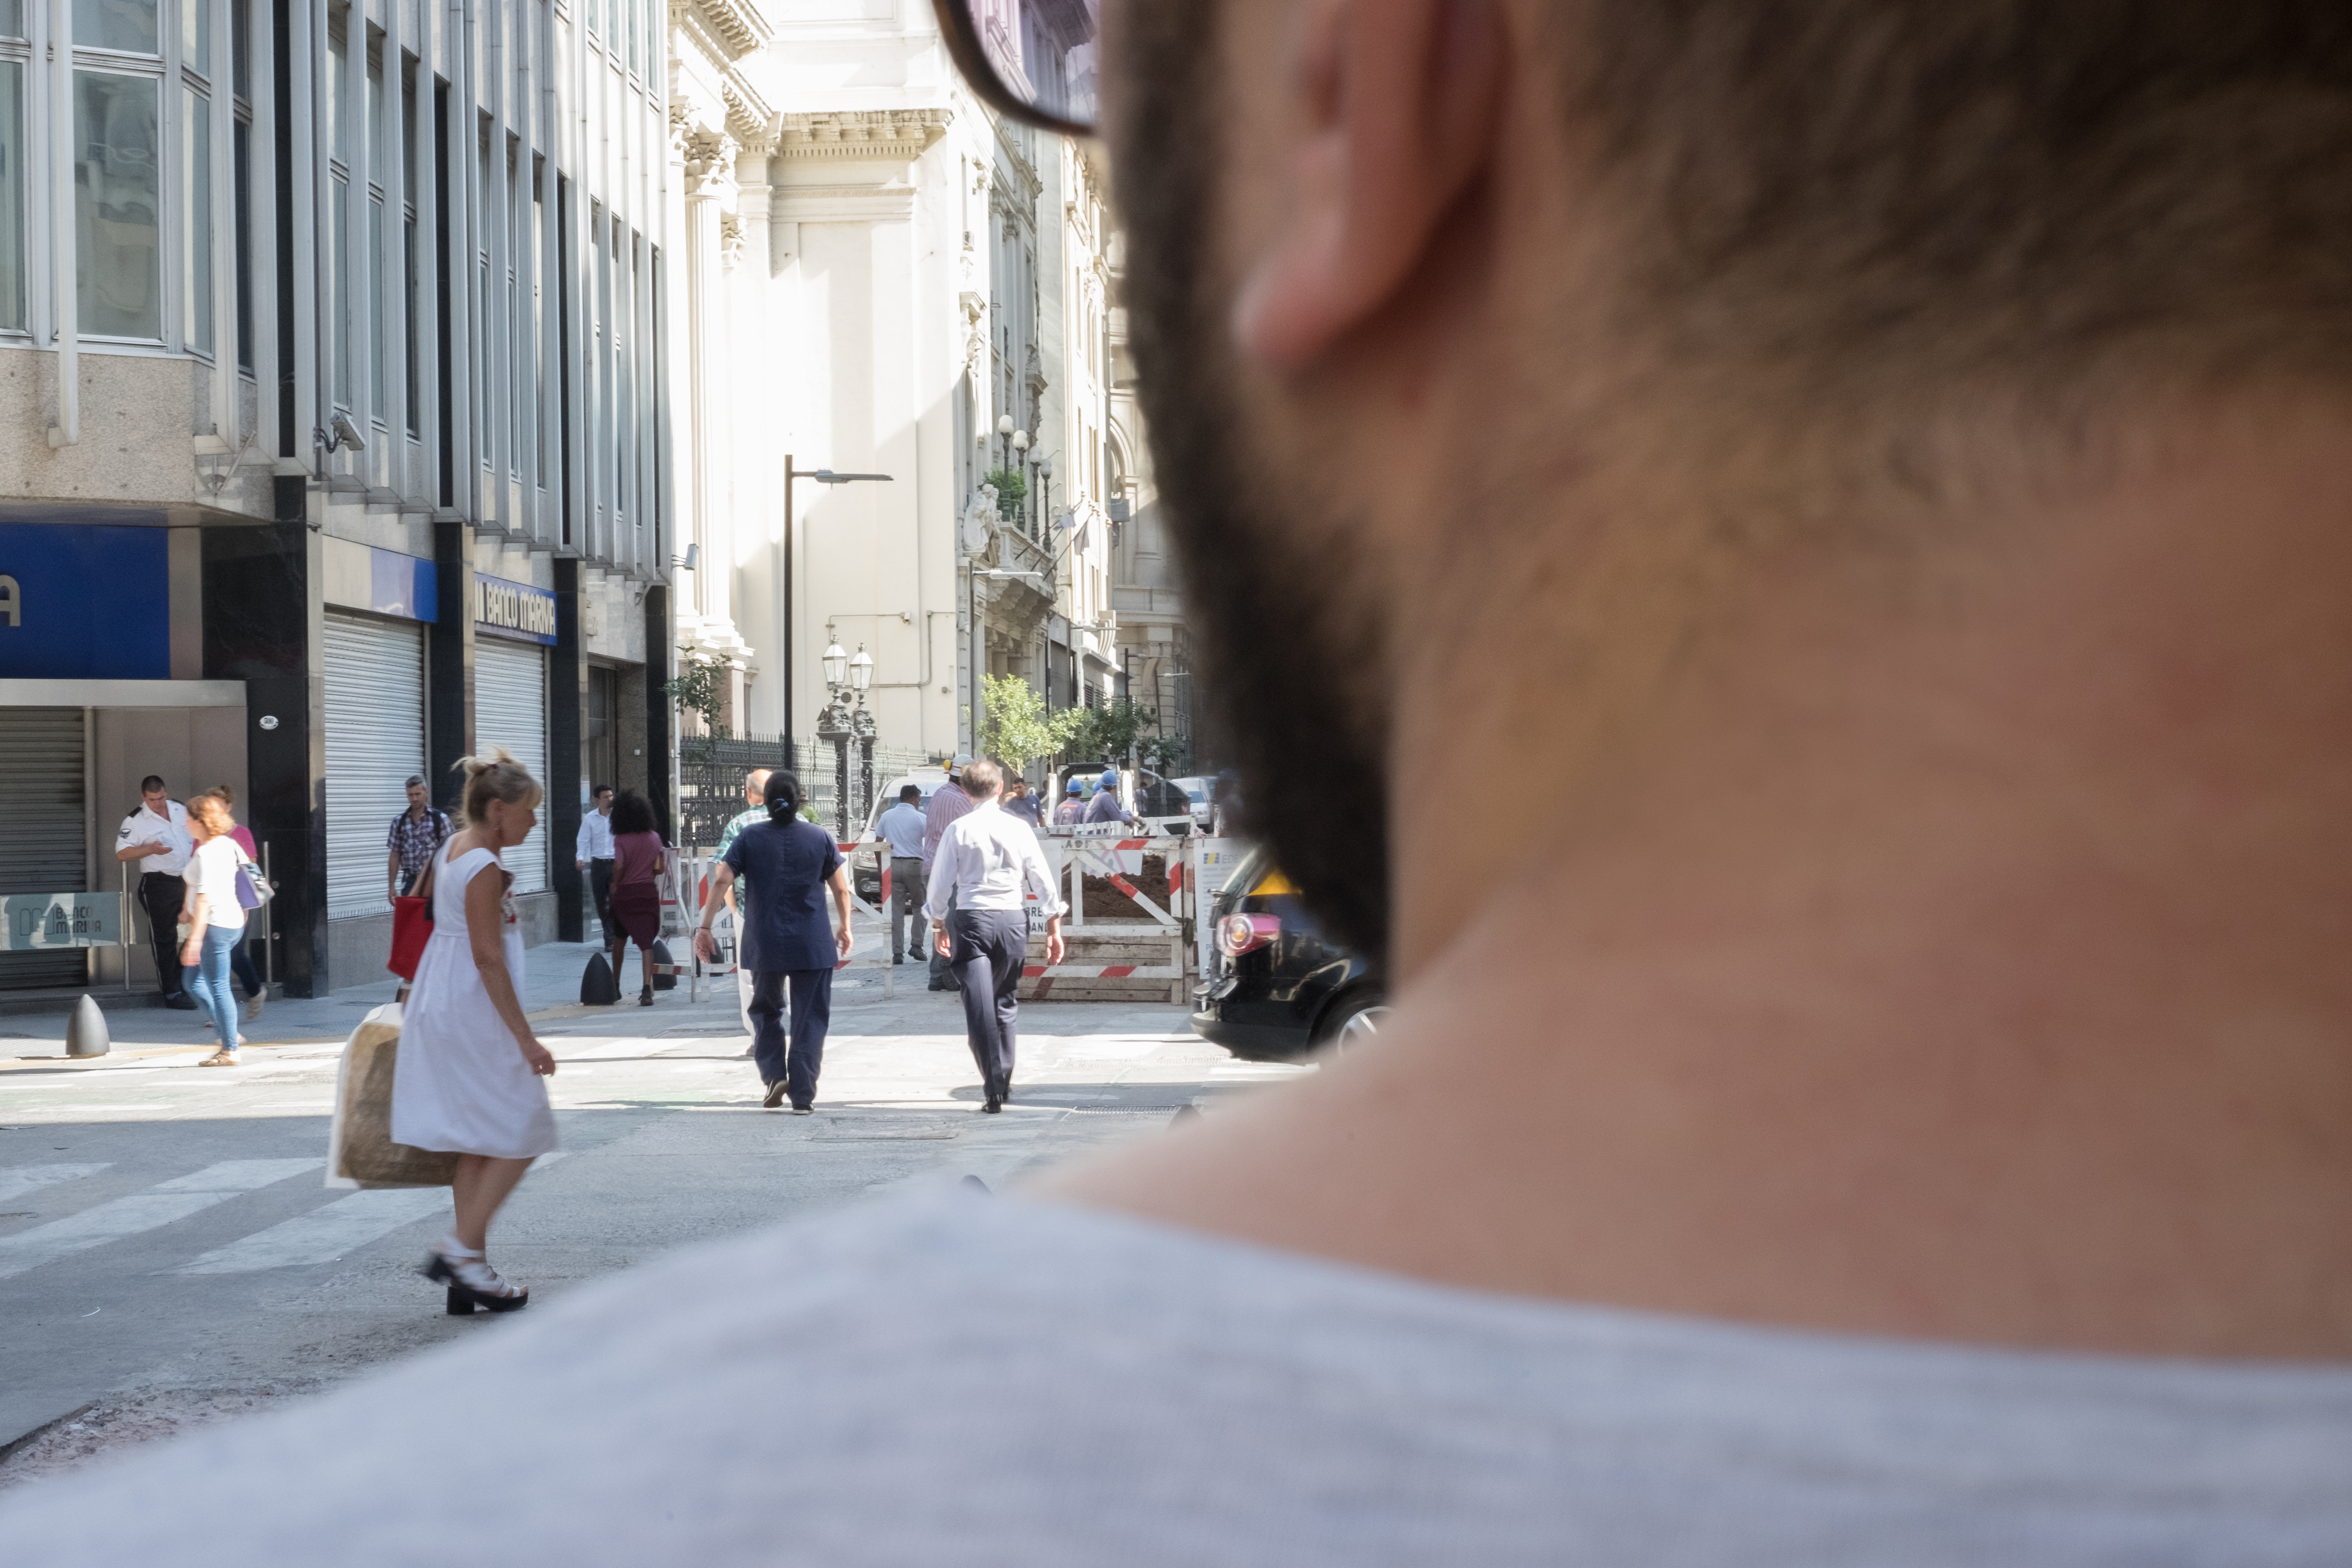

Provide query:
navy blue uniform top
left=722, top=816, right=846, bottom=973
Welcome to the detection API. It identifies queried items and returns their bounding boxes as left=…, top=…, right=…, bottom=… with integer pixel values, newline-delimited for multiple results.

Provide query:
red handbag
left=387, top=848, right=443, bottom=981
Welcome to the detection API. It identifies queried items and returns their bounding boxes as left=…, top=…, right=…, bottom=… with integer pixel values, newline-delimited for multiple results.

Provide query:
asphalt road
left=0, top=939, right=1302, bottom=1481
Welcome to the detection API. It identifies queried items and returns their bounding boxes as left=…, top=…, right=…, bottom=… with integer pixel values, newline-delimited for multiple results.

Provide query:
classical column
left=682, top=129, right=739, bottom=636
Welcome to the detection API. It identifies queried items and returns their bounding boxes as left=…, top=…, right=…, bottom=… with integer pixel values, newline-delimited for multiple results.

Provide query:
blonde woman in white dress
left=392, top=750, right=559, bottom=1313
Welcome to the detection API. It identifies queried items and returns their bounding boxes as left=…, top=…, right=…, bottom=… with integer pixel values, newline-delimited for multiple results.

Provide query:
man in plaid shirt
left=385, top=776, right=453, bottom=904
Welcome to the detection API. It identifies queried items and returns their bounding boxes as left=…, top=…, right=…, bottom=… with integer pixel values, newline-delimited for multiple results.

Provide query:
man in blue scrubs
left=695, top=772, right=853, bottom=1113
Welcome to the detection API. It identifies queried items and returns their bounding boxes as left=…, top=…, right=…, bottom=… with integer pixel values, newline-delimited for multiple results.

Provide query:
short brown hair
left=1557, top=2, right=2352, bottom=415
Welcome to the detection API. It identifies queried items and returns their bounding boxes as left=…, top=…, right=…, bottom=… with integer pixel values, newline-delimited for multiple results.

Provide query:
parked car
left=1168, top=775, right=1215, bottom=829
left=850, top=768, right=950, bottom=905
left=1190, top=845, right=1386, bottom=1062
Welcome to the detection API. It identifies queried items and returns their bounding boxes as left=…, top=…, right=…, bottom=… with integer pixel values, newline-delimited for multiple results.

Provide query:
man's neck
left=1055, top=401, right=2352, bottom=1358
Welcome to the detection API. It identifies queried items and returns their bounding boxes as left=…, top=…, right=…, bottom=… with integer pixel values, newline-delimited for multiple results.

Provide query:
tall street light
left=781, top=457, right=892, bottom=751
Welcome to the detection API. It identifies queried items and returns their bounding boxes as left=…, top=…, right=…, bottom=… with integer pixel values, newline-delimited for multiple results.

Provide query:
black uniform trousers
left=947, top=909, right=1027, bottom=1101
left=749, top=968, right=834, bottom=1110
left=589, top=858, right=615, bottom=929
left=138, top=872, right=188, bottom=997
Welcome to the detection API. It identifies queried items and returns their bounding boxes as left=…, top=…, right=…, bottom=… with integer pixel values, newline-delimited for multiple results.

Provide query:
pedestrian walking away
left=386, top=776, right=455, bottom=901
left=392, top=749, right=558, bottom=1314
left=696, top=771, right=853, bottom=1113
left=114, top=774, right=197, bottom=1008
left=875, top=782, right=927, bottom=963
left=924, top=759, right=1066, bottom=1113
left=921, top=756, right=975, bottom=992
left=713, top=768, right=774, bottom=1036
left=574, top=783, right=617, bottom=937
left=177, top=793, right=249, bottom=1065
left=604, top=791, right=671, bottom=1008
left=200, top=785, right=268, bottom=1023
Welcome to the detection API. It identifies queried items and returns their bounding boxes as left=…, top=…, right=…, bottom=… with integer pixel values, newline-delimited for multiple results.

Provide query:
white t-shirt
left=180, top=836, right=246, bottom=933
left=0, top=1192, right=2344, bottom=1564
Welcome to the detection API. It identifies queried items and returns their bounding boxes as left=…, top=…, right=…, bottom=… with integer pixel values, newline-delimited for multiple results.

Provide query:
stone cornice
left=720, top=76, right=775, bottom=149
left=684, top=0, right=771, bottom=61
left=776, top=109, right=952, bottom=162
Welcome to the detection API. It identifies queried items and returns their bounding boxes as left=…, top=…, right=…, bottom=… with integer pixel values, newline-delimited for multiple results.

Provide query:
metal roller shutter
left=0, top=709, right=89, bottom=988
left=474, top=638, right=549, bottom=895
left=325, top=615, right=428, bottom=919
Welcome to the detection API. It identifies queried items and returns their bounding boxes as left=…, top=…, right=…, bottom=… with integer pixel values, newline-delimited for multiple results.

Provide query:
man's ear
left=1232, top=0, right=1504, bottom=372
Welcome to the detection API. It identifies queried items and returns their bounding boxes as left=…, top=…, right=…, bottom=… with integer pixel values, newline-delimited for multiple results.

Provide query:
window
left=182, top=82, right=208, bottom=353
left=75, top=71, right=161, bottom=339
left=327, top=16, right=350, bottom=403
left=0, top=63, right=23, bottom=331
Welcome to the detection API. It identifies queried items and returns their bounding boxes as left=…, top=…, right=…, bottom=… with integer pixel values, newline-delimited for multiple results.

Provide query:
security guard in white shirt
left=115, top=774, right=198, bottom=1008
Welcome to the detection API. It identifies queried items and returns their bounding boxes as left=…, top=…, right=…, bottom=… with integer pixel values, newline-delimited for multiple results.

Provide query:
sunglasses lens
left=959, top=0, right=1101, bottom=131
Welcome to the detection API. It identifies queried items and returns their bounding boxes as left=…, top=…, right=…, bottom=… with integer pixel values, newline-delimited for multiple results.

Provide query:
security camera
left=330, top=411, right=367, bottom=452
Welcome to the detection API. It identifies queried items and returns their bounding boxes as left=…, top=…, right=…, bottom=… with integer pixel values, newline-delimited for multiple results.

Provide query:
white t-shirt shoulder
left=0, top=1193, right=2345, bottom=1565
left=181, top=837, right=246, bottom=932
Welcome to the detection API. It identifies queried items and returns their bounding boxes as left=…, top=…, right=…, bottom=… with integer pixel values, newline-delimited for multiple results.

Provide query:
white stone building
left=664, top=0, right=1142, bottom=795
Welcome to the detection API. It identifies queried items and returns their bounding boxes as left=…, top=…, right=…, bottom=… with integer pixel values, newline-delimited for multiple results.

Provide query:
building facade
left=663, top=0, right=1142, bottom=810
left=0, top=0, right=676, bottom=999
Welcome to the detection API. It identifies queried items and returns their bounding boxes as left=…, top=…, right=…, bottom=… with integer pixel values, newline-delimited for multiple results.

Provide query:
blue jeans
left=184, top=925, right=242, bottom=1053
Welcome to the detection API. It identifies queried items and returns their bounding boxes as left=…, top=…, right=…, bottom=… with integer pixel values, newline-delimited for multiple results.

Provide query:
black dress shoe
left=161, top=992, right=197, bottom=1010
left=981, top=1095, right=1003, bottom=1114
left=762, top=1080, right=788, bottom=1109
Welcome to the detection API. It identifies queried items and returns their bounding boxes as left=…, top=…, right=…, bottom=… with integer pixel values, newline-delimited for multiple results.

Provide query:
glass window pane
left=327, top=23, right=347, bottom=164
left=0, top=0, right=23, bottom=39
left=233, top=116, right=251, bottom=366
left=331, top=175, right=350, bottom=404
left=403, top=212, right=419, bottom=434
left=231, top=0, right=249, bottom=100
left=369, top=192, right=384, bottom=412
left=182, top=0, right=210, bottom=74
left=0, top=63, right=21, bottom=329
left=75, top=0, right=156, bottom=53
left=184, top=86, right=211, bottom=354
left=73, top=71, right=161, bottom=339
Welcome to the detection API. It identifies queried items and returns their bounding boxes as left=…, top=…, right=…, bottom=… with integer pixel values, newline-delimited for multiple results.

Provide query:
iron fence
left=675, top=733, right=935, bottom=849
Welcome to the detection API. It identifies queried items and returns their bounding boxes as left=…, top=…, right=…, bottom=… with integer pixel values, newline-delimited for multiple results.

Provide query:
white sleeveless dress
left=390, top=845, right=558, bottom=1160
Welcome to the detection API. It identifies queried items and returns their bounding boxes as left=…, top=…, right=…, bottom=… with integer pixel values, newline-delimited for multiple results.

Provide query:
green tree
left=664, top=653, right=731, bottom=748
left=1069, top=697, right=1153, bottom=765
left=977, top=673, right=1087, bottom=771
left=983, top=467, right=1028, bottom=523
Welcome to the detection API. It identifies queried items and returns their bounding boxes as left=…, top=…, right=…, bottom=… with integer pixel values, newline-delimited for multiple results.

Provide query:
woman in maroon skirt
left=605, top=791, right=669, bottom=1007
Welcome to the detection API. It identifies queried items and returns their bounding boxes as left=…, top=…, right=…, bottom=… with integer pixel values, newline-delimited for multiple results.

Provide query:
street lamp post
left=780, top=457, right=893, bottom=753
left=815, top=640, right=882, bottom=839
left=850, top=645, right=876, bottom=834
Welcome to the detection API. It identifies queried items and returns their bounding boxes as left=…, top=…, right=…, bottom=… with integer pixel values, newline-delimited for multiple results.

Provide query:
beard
left=1109, top=3, right=1393, bottom=969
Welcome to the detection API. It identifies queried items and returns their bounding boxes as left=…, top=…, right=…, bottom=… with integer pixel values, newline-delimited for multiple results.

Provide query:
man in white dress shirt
left=573, top=783, right=616, bottom=934
left=114, top=774, right=196, bottom=1009
left=923, top=759, right=1065, bottom=1113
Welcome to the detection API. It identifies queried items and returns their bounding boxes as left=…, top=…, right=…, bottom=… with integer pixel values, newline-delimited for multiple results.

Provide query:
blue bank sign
left=473, top=574, right=558, bottom=646
left=0, top=522, right=171, bottom=679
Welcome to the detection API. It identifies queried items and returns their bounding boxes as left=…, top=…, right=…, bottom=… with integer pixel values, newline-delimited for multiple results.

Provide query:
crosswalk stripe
left=167, top=1151, right=569, bottom=1275
left=0, top=1163, right=112, bottom=1207
left=0, top=1159, right=320, bottom=1280
left=169, top=1187, right=449, bottom=1275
